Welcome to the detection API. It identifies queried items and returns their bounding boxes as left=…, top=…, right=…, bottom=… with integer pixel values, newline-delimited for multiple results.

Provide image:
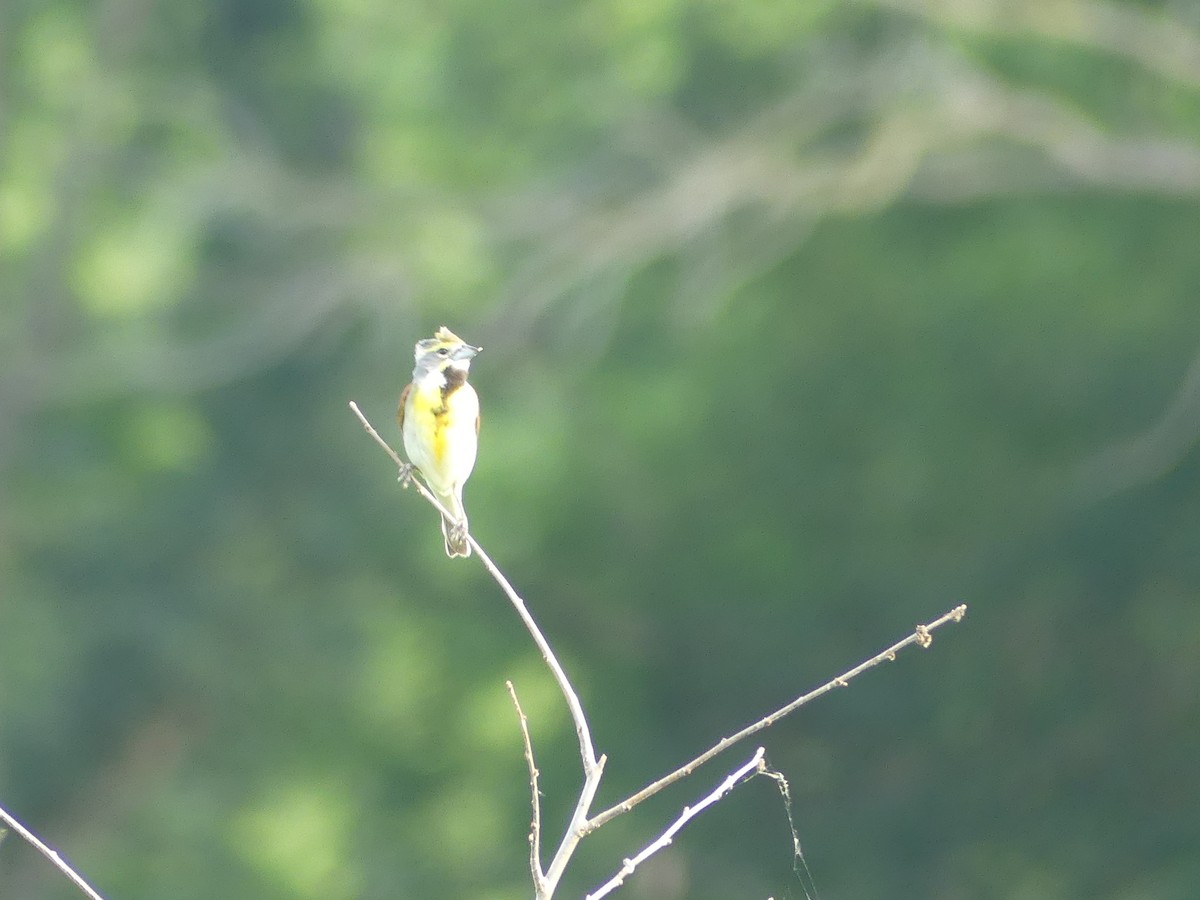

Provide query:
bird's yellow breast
left=408, top=381, right=451, bottom=464
left=402, top=375, right=480, bottom=496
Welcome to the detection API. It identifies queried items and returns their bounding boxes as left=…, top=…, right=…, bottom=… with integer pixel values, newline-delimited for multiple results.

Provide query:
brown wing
left=397, top=382, right=412, bottom=430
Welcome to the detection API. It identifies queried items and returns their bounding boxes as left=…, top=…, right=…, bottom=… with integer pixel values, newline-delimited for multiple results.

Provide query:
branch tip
left=588, top=602, right=968, bottom=830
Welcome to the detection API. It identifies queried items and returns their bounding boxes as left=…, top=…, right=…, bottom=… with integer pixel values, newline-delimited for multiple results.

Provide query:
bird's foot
left=397, top=463, right=415, bottom=487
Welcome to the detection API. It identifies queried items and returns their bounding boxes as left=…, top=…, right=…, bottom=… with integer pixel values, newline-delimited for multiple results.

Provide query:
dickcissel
left=397, top=326, right=482, bottom=558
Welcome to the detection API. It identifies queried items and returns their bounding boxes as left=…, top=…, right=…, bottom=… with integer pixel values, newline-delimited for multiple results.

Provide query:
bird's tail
left=436, top=490, right=471, bottom=558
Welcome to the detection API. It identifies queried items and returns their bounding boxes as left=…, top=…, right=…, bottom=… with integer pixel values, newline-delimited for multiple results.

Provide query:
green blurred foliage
left=2, top=0, right=1200, bottom=897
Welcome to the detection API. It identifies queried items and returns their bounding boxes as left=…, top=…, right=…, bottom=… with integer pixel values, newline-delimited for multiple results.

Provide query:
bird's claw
left=397, top=463, right=415, bottom=487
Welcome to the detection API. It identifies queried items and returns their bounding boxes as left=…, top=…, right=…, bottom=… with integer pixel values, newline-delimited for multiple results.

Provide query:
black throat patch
left=441, top=366, right=468, bottom=401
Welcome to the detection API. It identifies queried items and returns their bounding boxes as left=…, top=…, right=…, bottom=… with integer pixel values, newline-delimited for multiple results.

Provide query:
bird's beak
left=453, top=343, right=481, bottom=360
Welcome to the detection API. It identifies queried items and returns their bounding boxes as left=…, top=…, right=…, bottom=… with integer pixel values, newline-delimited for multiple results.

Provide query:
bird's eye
left=437, top=347, right=450, bottom=356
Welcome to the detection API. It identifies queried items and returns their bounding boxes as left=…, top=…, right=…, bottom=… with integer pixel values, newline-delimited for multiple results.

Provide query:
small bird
left=397, top=326, right=482, bottom=557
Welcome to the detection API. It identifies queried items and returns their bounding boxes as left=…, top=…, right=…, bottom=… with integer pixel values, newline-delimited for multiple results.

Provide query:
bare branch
left=506, top=680, right=546, bottom=892
left=541, top=755, right=607, bottom=896
left=349, top=401, right=605, bottom=898
left=467, top=539, right=602, bottom=776
left=350, top=401, right=600, bottom=769
left=352, top=401, right=967, bottom=897
left=586, top=604, right=968, bottom=832
left=482, top=34, right=1200, bottom=343
left=0, top=804, right=106, bottom=900
left=469, top=523, right=607, bottom=896
left=868, top=0, right=1200, bottom=89
left=348, top=400, right=409, bottom=472
left=585, top=748, right=768, bottom=900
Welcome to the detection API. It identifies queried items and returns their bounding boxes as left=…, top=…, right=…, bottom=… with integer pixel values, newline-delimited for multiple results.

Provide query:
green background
left=2, top=0, right=1199, bottom=897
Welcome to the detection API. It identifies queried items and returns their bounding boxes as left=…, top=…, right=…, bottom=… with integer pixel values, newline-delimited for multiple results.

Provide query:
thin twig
left=467, top=539, right=602, bottom=776
left=0, top=803, right=106, bottom=900
left=586, top=748, right=768, bottom=900
left=348, top=400, right=408, bottom=470
left=585, top=604, right=967, bottom=832
left=350, top=401, right=601, bottom=770
left=506, top=680, right=545, bottom=892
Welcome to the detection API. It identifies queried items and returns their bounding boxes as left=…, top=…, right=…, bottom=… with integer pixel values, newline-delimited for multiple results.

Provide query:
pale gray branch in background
left=484, top=32, right=1200, bottom=346
left=12, top=0, right=1200, bottom=406
left=1073, top=344, right=1200, bottom=500
left=868, top=0, right=1200, bottom=88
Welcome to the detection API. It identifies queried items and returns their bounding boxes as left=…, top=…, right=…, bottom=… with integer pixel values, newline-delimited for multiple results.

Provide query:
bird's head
left=412, top=326, right=482, bottom=379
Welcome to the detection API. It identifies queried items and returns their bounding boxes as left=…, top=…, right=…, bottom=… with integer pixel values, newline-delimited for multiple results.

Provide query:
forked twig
left=0, top=803, right=106, bottom=900
left=586, top=748, right=768, bottom=900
